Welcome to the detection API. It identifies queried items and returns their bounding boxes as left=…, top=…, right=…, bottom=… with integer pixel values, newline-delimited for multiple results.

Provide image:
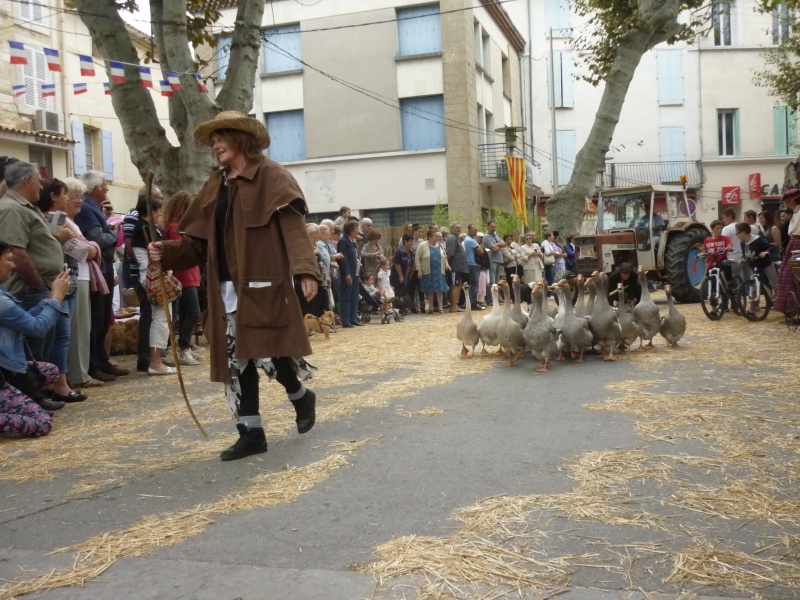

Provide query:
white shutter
left=657, top=51, right=683, bottom=106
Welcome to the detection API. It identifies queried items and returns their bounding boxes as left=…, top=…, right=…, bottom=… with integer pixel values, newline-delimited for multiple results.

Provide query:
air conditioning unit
left=34, top=109, right=64, bottom=135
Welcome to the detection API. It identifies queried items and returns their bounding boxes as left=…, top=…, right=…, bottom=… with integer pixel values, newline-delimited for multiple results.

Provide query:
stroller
left=358, top=282, right=404, bottom=324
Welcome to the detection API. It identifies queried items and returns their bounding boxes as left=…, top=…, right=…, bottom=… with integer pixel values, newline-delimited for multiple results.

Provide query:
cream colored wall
left=701, top=160, right=788, bottom=219
left=260, top=73, right=303, bottom=113
left=396, top=58, right=443, bottom=98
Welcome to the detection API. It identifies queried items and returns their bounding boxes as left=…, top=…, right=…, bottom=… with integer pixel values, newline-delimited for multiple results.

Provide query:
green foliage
left=753, top=3, right=800, bottom=110
left=481, top=208, right=524, bottom=238
left=430, top=198, right=464, bottom=230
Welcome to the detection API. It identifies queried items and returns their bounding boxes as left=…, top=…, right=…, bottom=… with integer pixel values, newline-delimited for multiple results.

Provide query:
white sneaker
left=178, top=350, right=199, bottom=365
left=190, top=343, right=205, bottom=352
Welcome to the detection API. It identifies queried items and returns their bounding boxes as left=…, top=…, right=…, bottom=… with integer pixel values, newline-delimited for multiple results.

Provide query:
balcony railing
left=478, top=143, right=539, bottom=181
left=595, top=160, right=706, bottom=189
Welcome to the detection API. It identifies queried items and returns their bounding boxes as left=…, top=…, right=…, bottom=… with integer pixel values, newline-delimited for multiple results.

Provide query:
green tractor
left=574, top=185, right=710, bottom=303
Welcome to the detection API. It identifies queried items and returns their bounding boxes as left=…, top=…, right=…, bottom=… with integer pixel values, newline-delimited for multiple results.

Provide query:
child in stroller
left=359, top=264, right=403, bottom=324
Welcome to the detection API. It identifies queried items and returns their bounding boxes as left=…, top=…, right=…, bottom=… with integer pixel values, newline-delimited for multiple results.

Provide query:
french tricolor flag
left=41, top=83, right=56, bottom=98
left=73, top=83, right=88, bottom=95
left=195, top=74, right=207, bottom=92
left=43, top=48, right=61, bottom=72
left=103, top=82, right=111, bottom=95
left=159, top=81, right=173, bottom=97
left=166, top=71, right=181, bottom=91
left=9, top=41, right=27, bottom=65
left=79, top=55, right=95, bottom=76
left=109, top=61, right=125, bottom=84
left=138, top=66, right=152, bottom=88
left=12, top=84, right=26, bottom=98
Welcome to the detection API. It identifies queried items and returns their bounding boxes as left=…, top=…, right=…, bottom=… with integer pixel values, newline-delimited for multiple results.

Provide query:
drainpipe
left=549, top=28, right=559, bottom=190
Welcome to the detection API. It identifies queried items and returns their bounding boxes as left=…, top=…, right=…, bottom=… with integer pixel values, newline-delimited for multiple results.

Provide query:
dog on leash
left=304, top=311, right=335, bottom=339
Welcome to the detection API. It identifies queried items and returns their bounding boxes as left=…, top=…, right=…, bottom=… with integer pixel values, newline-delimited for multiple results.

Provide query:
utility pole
left=549, top=28, right=559, bottom=191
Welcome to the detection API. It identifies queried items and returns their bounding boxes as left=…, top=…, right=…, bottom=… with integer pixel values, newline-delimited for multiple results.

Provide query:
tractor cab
left=575, top=185, right=709, bottom=303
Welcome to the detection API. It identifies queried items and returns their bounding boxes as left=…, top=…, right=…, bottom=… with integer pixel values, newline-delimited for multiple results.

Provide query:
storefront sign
left=748, top=173, right=761, bottom=199
left=34, top=136, right=70, bottom=148
left=722, top=186, right=741, bottom=205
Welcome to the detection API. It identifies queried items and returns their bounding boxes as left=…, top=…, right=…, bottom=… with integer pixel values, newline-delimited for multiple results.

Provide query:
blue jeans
left=468, top=265, right=481, bottom=306
left=339, top=276, right=360, bottom=325
left=21, top=289, right=56, bottom=362
left=49, top=294, right=74, bottom=374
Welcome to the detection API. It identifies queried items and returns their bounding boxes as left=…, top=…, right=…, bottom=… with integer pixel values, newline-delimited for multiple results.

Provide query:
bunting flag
left=41, top=83, right=56, bottom=98
left=505, top=156, right=528, bottom=227
left=79, top=55, right=95, bottom=76
left=73, top=82, right=87, bottom=95
left=159, top=80, right=173, bottom=97
left=43, top=47, right=61, bottom=72
left=166, top=71, right=181, bottom=91
left=12, top=84, right=26, bottom=98
left=103, top=82, right=111, bottom=95
left=9, top=41, right=27, bottom=65
left=195, top=73, right=207, bottom=92
left=138, top=65, right=152, bottom=88
left=109, top=61, right=125, bottom=83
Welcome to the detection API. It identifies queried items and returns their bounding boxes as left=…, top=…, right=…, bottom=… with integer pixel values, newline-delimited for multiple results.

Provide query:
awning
left=0, top=124, right=76, bottom=150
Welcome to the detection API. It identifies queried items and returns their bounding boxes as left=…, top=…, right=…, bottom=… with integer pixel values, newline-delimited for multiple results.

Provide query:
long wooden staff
left=144, top=171, right=207, bottom=437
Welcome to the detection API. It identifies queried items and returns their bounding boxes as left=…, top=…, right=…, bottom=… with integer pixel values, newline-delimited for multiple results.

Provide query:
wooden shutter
left=72, top=121, right=86, bottom=175
left=101, top=129, right=114, bottom=181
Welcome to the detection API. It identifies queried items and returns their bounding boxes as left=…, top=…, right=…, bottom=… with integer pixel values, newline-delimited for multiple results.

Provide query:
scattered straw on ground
left=397, top=407, right=445, bottom=417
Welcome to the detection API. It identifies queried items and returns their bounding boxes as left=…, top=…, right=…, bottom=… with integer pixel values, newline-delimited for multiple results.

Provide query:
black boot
left=291, top=389, right=316, bottom=434
left=220, top=423, right=267, bottom=461
left=35, top=395, right=65, bottom=411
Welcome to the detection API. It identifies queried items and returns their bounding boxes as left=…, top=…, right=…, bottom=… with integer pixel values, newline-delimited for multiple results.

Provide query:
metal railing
left=595, top=160, right=706, bottom=189
left=478, top=143, right=539, bottom=180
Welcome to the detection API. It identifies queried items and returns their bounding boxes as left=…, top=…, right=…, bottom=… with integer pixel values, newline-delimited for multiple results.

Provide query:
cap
left=619, top=262, right=635, bottom=274
left=782, top=188, right=800, bottom=203
left=476, top=231, right=485, bottom=237
left=102, top=200, right=114, bottom=210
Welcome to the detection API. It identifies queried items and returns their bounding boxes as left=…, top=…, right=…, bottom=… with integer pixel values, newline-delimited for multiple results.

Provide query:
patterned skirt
left=223, top=312, right=317, bottom=417
left=773, top=237, right=800, bottom=313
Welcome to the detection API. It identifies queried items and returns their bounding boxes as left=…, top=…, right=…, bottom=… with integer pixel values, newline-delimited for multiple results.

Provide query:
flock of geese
left=456, top=266, right=687, bottom=373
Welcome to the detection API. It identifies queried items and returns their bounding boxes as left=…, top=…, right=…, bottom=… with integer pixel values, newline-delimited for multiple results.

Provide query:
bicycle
left=698, top=252, right=742, bottom=321
left=736, top=257, right=772, bottom=322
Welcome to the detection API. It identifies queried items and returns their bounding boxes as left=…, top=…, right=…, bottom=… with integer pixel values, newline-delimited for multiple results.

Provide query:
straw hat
left=193, top=110, right=271, bottom=149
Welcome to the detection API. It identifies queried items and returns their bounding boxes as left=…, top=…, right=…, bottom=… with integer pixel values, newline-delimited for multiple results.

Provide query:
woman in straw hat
left=773, top=188, right=800, bottom=315
left=148, top=111, right=321, bottom=461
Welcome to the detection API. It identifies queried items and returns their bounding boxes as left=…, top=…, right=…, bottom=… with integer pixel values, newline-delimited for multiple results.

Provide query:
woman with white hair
left=63, top=177, right=103, bottom=388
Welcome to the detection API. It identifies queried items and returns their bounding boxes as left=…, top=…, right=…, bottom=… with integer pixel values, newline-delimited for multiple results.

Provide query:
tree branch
left=215, top=0, right=266, bottom=111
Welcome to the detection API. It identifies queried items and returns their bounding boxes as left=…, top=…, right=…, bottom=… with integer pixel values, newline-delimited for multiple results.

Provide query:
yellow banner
left=505, top=156, right=528, bottom=227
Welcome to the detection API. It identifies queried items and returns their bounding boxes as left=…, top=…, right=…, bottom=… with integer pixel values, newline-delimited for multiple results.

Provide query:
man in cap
left=102, top=200, right=114, bottom=220
left=462, top=224, right=485, bottom=310
left=606, top=262, right=641, bottom=306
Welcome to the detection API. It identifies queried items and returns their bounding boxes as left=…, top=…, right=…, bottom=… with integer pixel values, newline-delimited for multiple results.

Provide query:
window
left=84, top=128, right=95, bottom=171
left=717, top=109, right=739, bottom=156
left=485, top=109, right=494, bottom=143
left=364, top=206, right=436, bottom=227
left=657, top=50, right=683, bottom=106
left=217, top=35, right=232, bottom=80
left=397, top=4, right=441, bottom=57
left=22, top=45, right=50, bottom=109
left=501, top=54, right=511, bottom=96
left=401, top=95, right=445, bottom=151
left=712, top=2, right=732, bottom=47
left=265, top=110, right=305, bottom=162
left=19, top=0, right=44, bottom=23
left=29, top=147, right=52, bottom=178
left=659, top=127, right=686, bottom=182
left=482, top=33, right=491, bottom=76
left=773, top=106, right=799, bottom=155
left=545, top=0, right=570, bottom=36
left=552, top=51, right=573, bottom=108
left=555, top=130, right=576, bottom=184
left=262, top=24, right=302, bottom=74
left=772, top=2, right=794, bottom=44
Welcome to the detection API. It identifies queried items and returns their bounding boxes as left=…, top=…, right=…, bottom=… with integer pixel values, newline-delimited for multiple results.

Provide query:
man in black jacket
left=606, top=263, right=641, bottom=306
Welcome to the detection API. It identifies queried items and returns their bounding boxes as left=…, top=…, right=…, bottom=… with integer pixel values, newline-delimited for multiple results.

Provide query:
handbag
left=142, top=227, right=182, bottom=305
left=543, top=253, right=555, bottom=266
left=1, top=339, right=47, bottom=400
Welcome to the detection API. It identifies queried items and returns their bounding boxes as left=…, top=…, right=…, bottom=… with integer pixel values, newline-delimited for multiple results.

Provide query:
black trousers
left=88, top=277, right=113, bottom=373
left=237, top=357, right=301, bottom=417
left=134, top=283, right=153, bottom=366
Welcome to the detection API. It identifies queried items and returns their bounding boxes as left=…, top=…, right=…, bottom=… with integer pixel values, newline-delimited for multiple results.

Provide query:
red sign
left=748, top=173, right=762, bottom=199
left=722, top=186, right=741, bottom=205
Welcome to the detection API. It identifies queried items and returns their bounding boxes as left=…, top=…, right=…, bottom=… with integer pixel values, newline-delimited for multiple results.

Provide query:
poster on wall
left=748, top=174, right=761, bottom=199
left=305, top=170, right=336, bottom=206
left=722, top=186, right=741, bottom=205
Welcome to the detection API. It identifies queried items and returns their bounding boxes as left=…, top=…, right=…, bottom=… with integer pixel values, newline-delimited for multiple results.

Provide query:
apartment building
left=513, top=0, right=798, bottom=222
left=209, top=0, right=527, bottom=226
left=1, top=0, right=171, bottom=209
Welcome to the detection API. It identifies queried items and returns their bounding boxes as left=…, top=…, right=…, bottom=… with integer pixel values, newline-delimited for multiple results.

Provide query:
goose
left=538, top=279, right=558, bottom=320
left=456, top=283, right=480, bottom=356
left=586, top=275, right=597, bottom=317
left=574, top=275, right=587, bottom=318
left=557, top=281, right=593, bottom=363
left=510, top=275, right=529, bottom=329
left=632, top=266, right=661, bottom=351
left=477, top=284, right=502, bottom=355
left=551, top=281, right=568, bottom=361
left=589, top=274, right=623, bottom=361
left=497, top=280, right=527, bottom=366
left=524, top=283, right=560, bottom=372
left=659, top=285, right=686, bottom=347
left=616, top=283, right=640, bottom=351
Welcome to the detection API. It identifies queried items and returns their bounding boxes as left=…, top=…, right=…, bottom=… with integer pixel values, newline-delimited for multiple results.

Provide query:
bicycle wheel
left=784, top=290, right=800, bottom=331
left=700, top=276, right=724, bottom=321
left=739, top=279, right=771, bottom=321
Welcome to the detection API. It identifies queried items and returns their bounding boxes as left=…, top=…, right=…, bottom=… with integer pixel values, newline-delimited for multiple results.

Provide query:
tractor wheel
left=664, top=228, right=708, bottom=303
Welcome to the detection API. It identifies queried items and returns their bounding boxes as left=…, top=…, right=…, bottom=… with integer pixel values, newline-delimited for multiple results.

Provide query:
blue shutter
left=554, top=52, right=573, bottom=108
left=397, top=4, right=442, bottom=57
left=217, top=35, right=232, bottom=80
left=401, top=96, right=445, bottom=151
left=263, top=24, right=302, bottom=74
left=545, top=0, right=570, bottom=36
left=789, top=107, right=799, bottom=155
left=657, top=51, right=683, bottom=105
left=72, top=120, right=86, bottom=175
left=101, top=129, right=113, bottom=181
left=774, top=106, right=789, bottom=154
left=659, top=126, right=686, bottom=182
left=266, top=110, right=305, bottom=162
left=555, top=130, right=576, bottom=183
